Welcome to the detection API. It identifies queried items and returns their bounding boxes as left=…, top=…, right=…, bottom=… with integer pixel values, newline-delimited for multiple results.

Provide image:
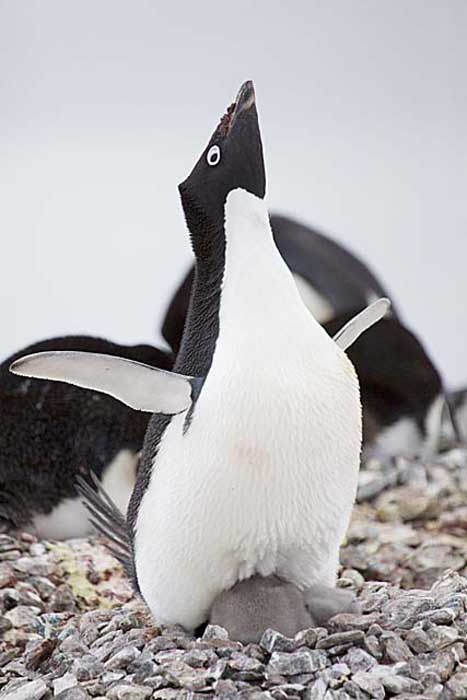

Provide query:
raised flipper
left=333, top=298, right=391, bottom=351
left=10, top=351, right=200, bottom=415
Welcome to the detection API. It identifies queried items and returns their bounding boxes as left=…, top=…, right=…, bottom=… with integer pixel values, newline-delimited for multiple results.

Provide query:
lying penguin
left=446, top=388, right=467, bottom=443
left=1, top=335, right=171, bottom=538
left=11, top=81, right=388, bottom=630
left=324, top=311, right=448, bottom=459
left=161, top=214, right=394, bottom=355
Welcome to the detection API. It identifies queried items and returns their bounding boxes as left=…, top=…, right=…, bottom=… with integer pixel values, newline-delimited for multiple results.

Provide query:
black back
left=0, top=336, right=172, bottom=530
left=271, top=215, right=394, bottom=315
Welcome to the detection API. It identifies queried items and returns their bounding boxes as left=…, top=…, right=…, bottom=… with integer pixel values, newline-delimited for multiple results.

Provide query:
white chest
left=134, top=191, right=362, bottom=629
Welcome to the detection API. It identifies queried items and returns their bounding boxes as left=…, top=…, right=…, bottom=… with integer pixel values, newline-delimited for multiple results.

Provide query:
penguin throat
left=175, top=196, right=226, bottom=379
left=218, top=189, right=309, bottom=338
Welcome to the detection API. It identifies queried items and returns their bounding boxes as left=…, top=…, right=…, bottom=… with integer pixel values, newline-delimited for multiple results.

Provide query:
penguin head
left=179, top=80, right=266, bottom=254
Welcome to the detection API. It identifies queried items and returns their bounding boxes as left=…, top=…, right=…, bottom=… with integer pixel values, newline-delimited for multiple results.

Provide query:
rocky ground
left=2, top=448, right=467, bottom=699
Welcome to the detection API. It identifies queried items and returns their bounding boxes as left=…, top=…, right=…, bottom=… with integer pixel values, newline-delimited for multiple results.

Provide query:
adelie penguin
left=11, top=81, right=389, bottom=630
left=1, top=335, right=171, bottom=537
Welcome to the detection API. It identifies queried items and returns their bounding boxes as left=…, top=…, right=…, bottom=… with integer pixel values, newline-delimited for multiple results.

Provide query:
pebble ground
left=2, top=448, right=467, bottom=699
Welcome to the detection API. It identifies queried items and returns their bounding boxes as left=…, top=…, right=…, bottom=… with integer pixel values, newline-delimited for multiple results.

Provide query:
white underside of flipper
left=333, top=298, right=391, bottom=350
left=135, top=190, right=362, bottom=630
left=10, top=351, right=193, bottom=415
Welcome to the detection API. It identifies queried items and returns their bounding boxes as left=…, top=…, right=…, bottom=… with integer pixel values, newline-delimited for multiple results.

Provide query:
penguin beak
left=231, top=80, right=256, bottom=123
left=220, top=81, right=257, bottom=137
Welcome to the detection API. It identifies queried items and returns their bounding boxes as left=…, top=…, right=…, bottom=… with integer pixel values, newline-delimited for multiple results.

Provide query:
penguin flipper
left=333, top=298, right=391, bottom=351
left=10, top=351, right=196, bottom=415
left=76, top=473, right=134, bottom=578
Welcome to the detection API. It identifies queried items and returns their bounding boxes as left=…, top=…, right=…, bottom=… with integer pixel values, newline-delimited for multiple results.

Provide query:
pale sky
left=1, top=1, right=466, bottom=385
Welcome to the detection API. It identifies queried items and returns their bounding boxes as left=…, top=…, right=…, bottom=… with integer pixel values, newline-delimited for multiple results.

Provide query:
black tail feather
left=75, top=473, right=135, bottom=580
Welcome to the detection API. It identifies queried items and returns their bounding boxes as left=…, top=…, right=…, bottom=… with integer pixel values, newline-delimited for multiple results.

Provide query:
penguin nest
left=2, top=447, right=467, bottom=700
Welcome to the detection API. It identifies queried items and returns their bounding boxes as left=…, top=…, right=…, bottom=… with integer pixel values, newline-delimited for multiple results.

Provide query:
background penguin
left=323, top=312, right=446, bottom=459
left=0, top=335, right=172, bottom=538
left=446, top=387, right=467, bottom=443
left=12, top=81, right=386, bottom=631
left=161, top=213, right=395, bottom=356
left=160, top=222, right=454, bottom=459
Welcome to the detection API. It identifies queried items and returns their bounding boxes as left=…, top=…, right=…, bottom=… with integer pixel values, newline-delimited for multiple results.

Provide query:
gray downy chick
left=209, top=575, right=359, bottom=644
left=302, top=583, right=361, bottom=627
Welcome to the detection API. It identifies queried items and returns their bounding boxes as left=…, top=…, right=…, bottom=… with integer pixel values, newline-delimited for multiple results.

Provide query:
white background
left=1, top=1, right=466, bottom=385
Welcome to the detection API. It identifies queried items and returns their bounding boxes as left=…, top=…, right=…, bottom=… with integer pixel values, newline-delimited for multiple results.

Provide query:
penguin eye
left=206, top=145, right=221, bottom=167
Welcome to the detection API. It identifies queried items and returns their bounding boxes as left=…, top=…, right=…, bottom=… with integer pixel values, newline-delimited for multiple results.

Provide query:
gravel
left=2, top=447, right=467, bottom=699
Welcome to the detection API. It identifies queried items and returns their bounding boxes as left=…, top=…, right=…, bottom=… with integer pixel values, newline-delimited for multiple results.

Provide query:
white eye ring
left=206, top=145, right=221, bottom=166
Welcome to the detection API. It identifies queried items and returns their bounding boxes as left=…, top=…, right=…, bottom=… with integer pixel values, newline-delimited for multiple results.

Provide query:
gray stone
left=55, top=688, right=91, bottom=700
left=418, top=607, right=455, bottom=624
left=0, top=615, right=13, bottom=634
left=52, top=674, right=78, bottom=695
left=154, top=649, right=185, bottom=665
left=327, top=613, right=380, bottom=632
left=342, top=679, right=373, bottom=700
left=269, top=683, right=304, bottom=699
left=104, top=645, right=141, bottom=669
left=260, top=629, right=296, bottom=653
left=446, top=672, right=467, bottom=699
left=164, top=659, right=212, bottom=690
left=59, top=636, right=89, bottom=657
left=341, top=647, right=377, bottom=672
left=229, top=654, right=264, bottom=673
left=150, top=692, right=183, bottom=700
left=181, top=648, right=210, bottom=667
left=268, top=650, right=328, bottom=676
left=351, top=671, right=385, bottom=700
left=316, top=630, right=365, bottom=650
left=202, top=624, right=229, bottom=640
left=139, top=675, right=168, bottom=690
left=214, top=679, right=238, bottom=698
left=4, top=605, right=41, bottom=629
left=380, top=673, right=423, bottom=694
left=0, top=563, right=17, bottom=588
left=13, top=556, right=48, bottom=577
left=106, top=685, right=152, bottom=700
left=72, top=654, right=105, bottom=680
left=406, top=648, right=456, bottom=682
left=404, top=621, right=458, bottom=654
left=381, top=633, right=414, bottom=662
left=362, top=635, right=382, bottom=660
left=381, top=595, right=434, bottom=629
left=294, top=628, right=318, bottom=649
left=2, top=679, right=48, bottom=700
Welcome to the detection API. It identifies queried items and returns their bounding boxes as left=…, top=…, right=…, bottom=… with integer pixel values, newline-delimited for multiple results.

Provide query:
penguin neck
left=219, top=189, right=314, bottom=338
left=174, top=218, right=225, bottom=378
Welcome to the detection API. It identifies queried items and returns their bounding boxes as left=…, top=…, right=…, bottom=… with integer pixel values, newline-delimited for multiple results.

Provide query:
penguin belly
left=134, top=344, right=361, bottom=630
